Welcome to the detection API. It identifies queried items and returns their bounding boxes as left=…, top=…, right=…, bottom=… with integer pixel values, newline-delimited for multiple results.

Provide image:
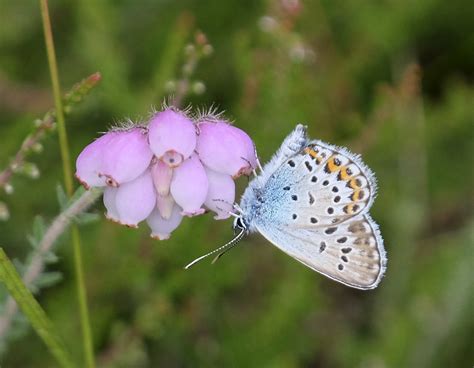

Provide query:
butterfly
left=186, top=125, right=387, bottom=290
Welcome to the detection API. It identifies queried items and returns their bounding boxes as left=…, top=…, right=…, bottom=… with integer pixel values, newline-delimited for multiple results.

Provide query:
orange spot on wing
left=304, top=147, right=318, bottom=158
left=327, top=158, right=339, bottom=173
left=304, top=148, right=322, bottom=164
left=343, top=204, right=353, bottom=214
left=344, top=203, right=361, bottom=215
left=352, top=189, right=361, bottom=200
left=349, top=178, right=360, bottom=189
left=339, top=167, right=352, bottom=181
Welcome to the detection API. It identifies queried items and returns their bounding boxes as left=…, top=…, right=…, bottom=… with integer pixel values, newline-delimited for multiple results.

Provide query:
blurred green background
left=0, top=0, right=472, bottom=367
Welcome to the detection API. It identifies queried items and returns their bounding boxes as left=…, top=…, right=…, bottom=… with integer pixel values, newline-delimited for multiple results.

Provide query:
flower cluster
left=75, top=107, right=257, bottom=240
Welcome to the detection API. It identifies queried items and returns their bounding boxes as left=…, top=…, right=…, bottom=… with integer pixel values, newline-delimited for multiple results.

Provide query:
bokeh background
left=0, top=1, right=472, bottom=367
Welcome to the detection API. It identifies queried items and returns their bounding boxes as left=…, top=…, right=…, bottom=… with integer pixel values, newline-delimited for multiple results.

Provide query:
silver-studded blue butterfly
left=186, top=125, right=387, bottom=290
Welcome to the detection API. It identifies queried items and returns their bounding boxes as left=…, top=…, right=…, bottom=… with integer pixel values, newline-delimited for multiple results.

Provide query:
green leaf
left=27, top=234, right=39, bottom=249
left=34, top=271, right=63, bottom=289
left=67, top=186, right=86, bottom=207
left=56, top=184, right=68, bottom=210
left=32, top=216, right=46, bottom=244
left=0, top=248, right=75, bottom=367
left=74, top=212, right=100, bottom=225
left=43, top=251, right=59, bottom=264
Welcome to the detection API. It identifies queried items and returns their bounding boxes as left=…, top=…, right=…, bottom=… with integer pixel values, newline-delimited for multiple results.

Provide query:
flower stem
left=40, top=1, right=95, bottom=367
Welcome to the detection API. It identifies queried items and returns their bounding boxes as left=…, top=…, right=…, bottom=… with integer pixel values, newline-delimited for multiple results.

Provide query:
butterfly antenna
left=184, top=229, right=246, bottom=269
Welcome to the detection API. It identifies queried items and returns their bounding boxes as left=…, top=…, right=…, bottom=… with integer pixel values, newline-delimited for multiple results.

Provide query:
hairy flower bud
left=196, top=121, right=257, bottom=177
left=148, top=109, right=196, bottom=168
left=76, top=128, right=153, bottom=188
left=76, top=133, right=115, bottom=188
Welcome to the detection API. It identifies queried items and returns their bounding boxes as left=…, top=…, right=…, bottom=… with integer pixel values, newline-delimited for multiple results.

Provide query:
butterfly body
left=237, top=124, right=387, bottom=290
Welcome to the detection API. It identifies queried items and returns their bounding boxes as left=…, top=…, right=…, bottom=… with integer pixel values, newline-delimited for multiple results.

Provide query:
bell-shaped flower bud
left=76, top=127, right=153, bottom=188
left=148, top=109, right=196, bottom=168
left=103, top=186, right=119, bottom=222
left=196, top=121, right=257, bottom=177
left=104, top=170, right=156, bottom=227
left=76, top=133, right=115, bottom=188
left=146, top=204, right=183, bottom=240
left=101, top=128, right=154, bottom=186
left=151, top=159, right=173, bottom=196
left=170, top=154, right=208, bottom=216
left=204, top=167, right=235, bottom=220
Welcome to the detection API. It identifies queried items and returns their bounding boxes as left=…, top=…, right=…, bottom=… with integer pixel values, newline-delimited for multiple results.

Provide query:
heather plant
left=0, top=1, right=472, bottom=367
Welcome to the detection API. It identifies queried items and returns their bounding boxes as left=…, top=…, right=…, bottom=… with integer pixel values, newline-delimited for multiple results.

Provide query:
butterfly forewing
left=263, top=140, right=377, bottom=228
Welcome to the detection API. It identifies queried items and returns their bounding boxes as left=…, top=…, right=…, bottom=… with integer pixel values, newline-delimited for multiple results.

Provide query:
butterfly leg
left=232, top=203, right=244, bottom=214
left=211, top=199, right=243, bottom=217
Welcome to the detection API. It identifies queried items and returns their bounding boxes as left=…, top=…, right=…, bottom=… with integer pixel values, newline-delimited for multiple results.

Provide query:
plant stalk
left=40, top=1, right=95, bottom=366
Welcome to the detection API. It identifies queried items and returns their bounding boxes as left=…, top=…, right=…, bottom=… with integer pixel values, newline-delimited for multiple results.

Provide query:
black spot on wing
left=308, top=192, right=315, bottom=205
left=319, top=242, right=326, bottom=252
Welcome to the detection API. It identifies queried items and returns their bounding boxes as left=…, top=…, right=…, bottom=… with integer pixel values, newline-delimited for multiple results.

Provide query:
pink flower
left=151, top=159, right=173, bottom=196
left=103, top=170, right=156, bottom=227
left=76, top=106, right=258, bottom=240
left=146, top=204, right=183, bottom=240
left=76, top=133, right=115, bottom=188
left=156, top=194, right=175, bottom=220
left=148, top=108, right=196, bottom=168
left=204, top=167, right=235, bottom=219
left=170, top=154, right=208, bottom=217
left=196, top=120, right=257, bottom=177
left=76, top=128, right=153, bottom=188
left=103, top=184, right=119, bottom=222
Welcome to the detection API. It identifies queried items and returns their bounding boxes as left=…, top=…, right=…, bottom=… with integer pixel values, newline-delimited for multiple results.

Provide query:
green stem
left=40, top=1, right=95, bottom=367
left=0, top=248, right=75, bottom=368
left=40, top=0, right=73, bottom=194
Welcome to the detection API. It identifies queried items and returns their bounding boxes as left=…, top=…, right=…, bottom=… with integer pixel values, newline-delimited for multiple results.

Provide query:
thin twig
left=172, top=54, right=198, bottom=108
left=0, top=72, right=101, bottom=190
left=0, top=118, right=54, bottom=188
left=0, top=189, right=102, bottom=340
left=171, top=31, right=212, bottom=107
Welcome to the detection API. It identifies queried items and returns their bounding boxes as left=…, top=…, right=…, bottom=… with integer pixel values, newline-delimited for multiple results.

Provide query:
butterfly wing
left=256, top=213, right=386, bottom=289
left=254, top=140, right=386, bottom=289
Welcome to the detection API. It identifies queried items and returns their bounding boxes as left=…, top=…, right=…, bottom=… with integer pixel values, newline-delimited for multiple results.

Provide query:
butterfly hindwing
left=256, top=213, right=386, bottom=289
